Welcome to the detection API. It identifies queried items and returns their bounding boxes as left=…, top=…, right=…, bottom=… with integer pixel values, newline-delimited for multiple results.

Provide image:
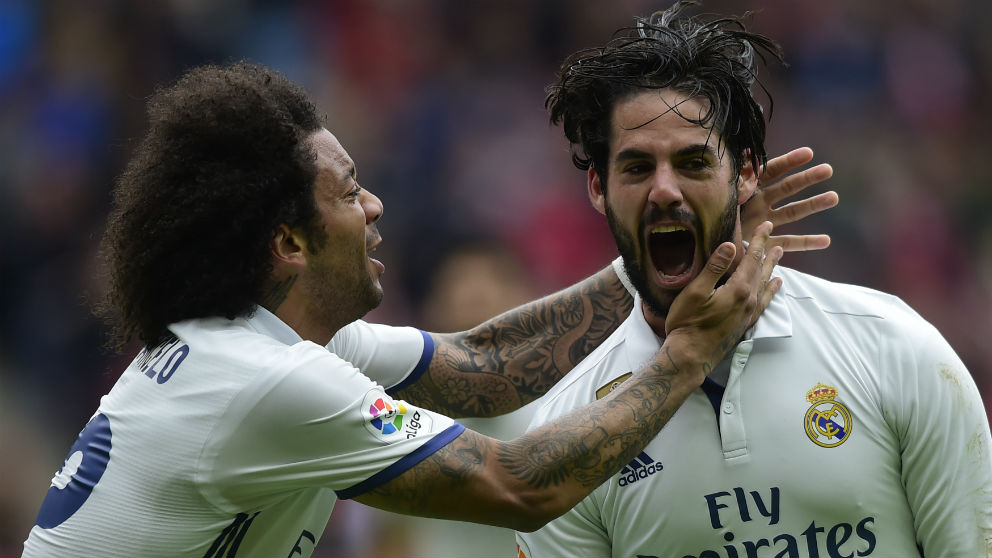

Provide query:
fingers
left=760, top=245, right=783, bottom=287
left=745, top=239, right=783, bottom=330
left=663, top=222, right=783, bottom=347
left=736, top=220, right=774, bottom=281
left=768, top=190, right=839, bottom=226
left=769, top=234, right=831, bottom=252
left=717, top=221, right=779, bottom=333
left=761, top=164, right=834, bottom=207
left=759, top=147, right=814, bottom=184
left=686, top=242, right=737, bottom=298
left=664, top=242, right=737, bottom=336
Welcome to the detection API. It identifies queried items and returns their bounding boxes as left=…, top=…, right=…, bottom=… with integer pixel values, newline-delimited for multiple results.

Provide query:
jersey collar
left=244, top=305, right=305, bottom=346
left=744, top=266, right=793, bottom=341
left=623, top=265, right=794, bottom=369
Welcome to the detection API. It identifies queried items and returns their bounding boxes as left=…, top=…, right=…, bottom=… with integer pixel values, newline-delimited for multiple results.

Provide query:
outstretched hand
left=663, top=221, right=782, bottom=371
left=742, top=147, right=838, bottom=252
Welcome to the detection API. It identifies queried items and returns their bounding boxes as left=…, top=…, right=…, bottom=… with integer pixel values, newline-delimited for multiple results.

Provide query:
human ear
left=736, top=155, right=759, bottom=206
left=269, top=224, right=308, bottom=268
left=587, top=167, right=607, bottom=215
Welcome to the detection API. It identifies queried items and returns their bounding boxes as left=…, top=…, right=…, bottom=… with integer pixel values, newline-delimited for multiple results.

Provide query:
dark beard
left=606, top=188, right=738, bottom=318
left=304, top=249, right=384, bottom=329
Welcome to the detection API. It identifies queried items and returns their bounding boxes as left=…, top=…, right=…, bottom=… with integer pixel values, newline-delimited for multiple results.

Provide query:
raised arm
left=393, top=148, right=836, bottom=418
left=394, top=265, right=633, bottom=417
left=357, top=225, right=783, bottom=531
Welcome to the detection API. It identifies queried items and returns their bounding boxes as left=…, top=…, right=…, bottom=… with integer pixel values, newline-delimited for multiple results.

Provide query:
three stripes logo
left=618, top=451, right=663, bottom=487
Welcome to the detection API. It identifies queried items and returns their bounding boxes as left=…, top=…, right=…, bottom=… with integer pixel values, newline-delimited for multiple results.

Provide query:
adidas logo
left=618, top=451, right=662, bottom=487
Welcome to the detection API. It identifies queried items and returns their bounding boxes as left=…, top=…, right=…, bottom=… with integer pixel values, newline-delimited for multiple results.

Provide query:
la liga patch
left=361, top=390, right=408, bottom=440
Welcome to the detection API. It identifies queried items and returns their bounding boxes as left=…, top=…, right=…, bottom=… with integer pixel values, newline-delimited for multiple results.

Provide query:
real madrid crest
left=804, top=382, right=853, bottom=448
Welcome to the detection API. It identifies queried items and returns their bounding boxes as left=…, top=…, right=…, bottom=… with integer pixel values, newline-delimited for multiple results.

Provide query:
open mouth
left=648, top=225, right=696, bottom=279
left=367, top=237, right=385, bottom=275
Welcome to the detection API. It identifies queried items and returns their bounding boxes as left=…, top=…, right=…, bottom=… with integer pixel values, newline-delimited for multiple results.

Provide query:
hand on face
left=657, top=221, right=782, bottom=369
left=742, top=146, right=838, bottom=252
left=598, top=91, right=751, bottom=321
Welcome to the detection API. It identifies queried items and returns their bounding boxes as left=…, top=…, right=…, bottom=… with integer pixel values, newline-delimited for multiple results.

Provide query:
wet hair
left=546, top=0, right=784, bottom=185
left=98, top=61, right=325, bottom=350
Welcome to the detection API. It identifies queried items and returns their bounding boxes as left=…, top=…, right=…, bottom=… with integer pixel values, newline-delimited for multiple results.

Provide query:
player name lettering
left=138, top=340, right=190, bottom=385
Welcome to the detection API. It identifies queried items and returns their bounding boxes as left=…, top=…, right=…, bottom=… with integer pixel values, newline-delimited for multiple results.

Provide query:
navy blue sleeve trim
left=335, top=422, right=466, bottom=500
left=387, top=330, right=434, bottom=395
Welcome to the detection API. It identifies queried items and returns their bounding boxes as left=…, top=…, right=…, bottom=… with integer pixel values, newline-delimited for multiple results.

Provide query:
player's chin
left=363, top=281, right=384, bottom=310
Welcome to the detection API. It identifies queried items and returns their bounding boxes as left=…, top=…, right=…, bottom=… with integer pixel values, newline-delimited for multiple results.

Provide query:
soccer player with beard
left=514, top=2, right=992, bottom=557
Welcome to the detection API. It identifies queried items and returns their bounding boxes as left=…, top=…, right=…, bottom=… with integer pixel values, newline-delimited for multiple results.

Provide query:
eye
left=623, top=162, right=653, bottom=175
left=679, top=156, right=714, bottom=174
left=683, top=157, right=707, bottom=170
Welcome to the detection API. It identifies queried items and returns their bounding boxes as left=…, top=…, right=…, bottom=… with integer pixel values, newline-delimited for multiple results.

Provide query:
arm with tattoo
left=357, top=342, right=697, bottom=531
left=354, top=224, right=783, bottom=531
left=394, top=265, right=633, bottom=418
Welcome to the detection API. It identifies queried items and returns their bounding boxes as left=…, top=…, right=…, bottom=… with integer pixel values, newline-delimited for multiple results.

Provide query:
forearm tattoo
left=363, top=429, right=490, bottom=510
left=398, top=268, right=634, bottom=417
left=366, top=346, right=684, bottom=509
left=496, top=345, right=680, bottom=488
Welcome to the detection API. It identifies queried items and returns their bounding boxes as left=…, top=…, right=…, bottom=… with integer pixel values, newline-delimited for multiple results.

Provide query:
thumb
left=690, top=242, right=735, bottom=294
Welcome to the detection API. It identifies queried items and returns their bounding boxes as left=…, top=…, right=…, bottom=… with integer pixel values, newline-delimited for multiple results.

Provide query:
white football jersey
left=22, top=307, right=458, bottom=558
left=326, top=318, right=432, bottom=392
left=516, top=267, right=992, bottom=558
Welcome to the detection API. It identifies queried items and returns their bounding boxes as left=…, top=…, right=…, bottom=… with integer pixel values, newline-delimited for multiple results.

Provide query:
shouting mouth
left=648, top=224, right=698, bottom=287
left=367, top=235, right=385, bottom=275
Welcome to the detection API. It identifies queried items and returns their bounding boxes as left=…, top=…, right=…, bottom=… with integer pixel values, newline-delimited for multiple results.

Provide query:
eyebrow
left=614, top=148, right=654, bottom=163
left=676, top=143, right=718, bottom=159
left=614, top=143, right=718, bottom=163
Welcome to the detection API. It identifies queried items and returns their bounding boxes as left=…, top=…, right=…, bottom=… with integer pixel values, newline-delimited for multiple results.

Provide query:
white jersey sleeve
left=326, top=320, right=432, bottom=392
left=200, top=342, right=461, bottom=512
left=883, top=314, right=992, bottom=556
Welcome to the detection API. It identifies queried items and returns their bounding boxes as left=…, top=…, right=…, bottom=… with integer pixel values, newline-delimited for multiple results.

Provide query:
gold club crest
left=804, top=382, right=853, bottom=448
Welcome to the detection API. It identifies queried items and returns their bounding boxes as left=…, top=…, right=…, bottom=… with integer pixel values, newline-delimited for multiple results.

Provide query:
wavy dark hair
left=98, top=61, right=325, bottom=351
left=546, top=0, right=784, bottom=186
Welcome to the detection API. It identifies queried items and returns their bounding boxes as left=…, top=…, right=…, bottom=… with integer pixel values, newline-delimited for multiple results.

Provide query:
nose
left=646, top=165, right=684, bottom=209
left=361, top=189, right=383, bottom=224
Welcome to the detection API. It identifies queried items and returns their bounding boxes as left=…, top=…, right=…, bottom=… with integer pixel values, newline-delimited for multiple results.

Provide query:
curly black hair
left=546, top=0, right=784, bottom=187
left=98, top=61, right=325, bottom=351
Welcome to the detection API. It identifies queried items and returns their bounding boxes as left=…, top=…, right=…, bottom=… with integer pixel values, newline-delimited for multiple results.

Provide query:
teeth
left=650, top=225, right=688, bottom=234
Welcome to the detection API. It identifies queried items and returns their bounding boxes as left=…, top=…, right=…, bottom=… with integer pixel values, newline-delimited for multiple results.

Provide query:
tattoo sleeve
left=495, top=345, right=681, bottom=489
left=356, top=344, right=698, bottom=530
left=394, top=265, right=634, bottom=417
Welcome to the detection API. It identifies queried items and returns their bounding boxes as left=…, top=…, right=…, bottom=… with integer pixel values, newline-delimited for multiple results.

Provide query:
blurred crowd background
left=2, top=0, right=991, bottom=556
